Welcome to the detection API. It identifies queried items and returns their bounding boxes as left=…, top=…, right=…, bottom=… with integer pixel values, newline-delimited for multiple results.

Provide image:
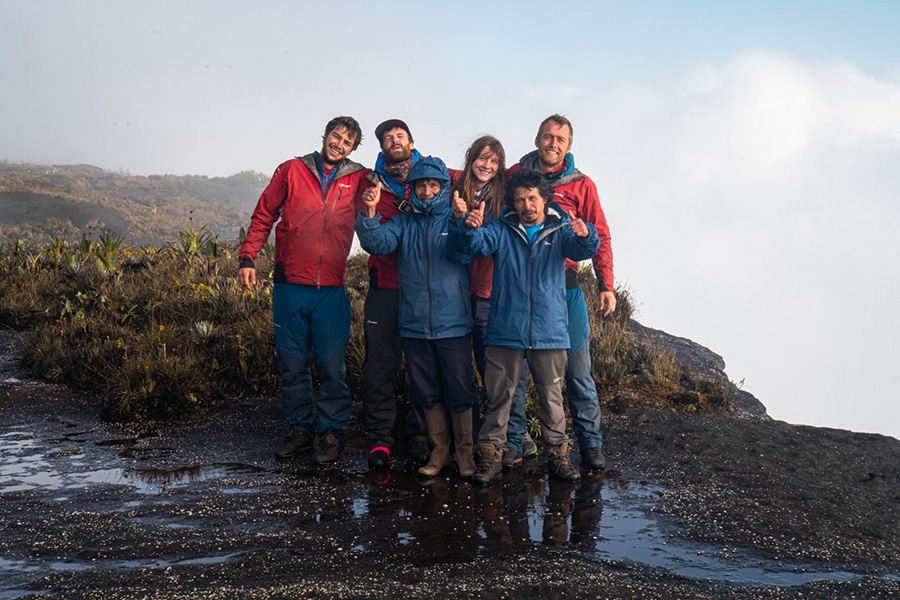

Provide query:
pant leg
left=309, top=286, right=352, bottom=445
left=471, top=296, right=490, bottom=380
left=480, top=346, right=525, bottom=448
left=505, top=359, right=529, bottom=453
left=565, top=287, right=603, bottom=449
left=272, top=283, right=315, bottom=437
left=470, top=297, right=491, bottom=441
left=403, top=338, right=442, bottom=410
left=434, top=336, right=479, bottom=415
left=360, top=287, right=403, bottom=448
left=525, top=348, right=568, bottom=448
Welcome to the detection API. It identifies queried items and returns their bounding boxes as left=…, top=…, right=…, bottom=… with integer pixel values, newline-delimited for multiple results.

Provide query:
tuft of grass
left=2, top=233, right=735, bottom=425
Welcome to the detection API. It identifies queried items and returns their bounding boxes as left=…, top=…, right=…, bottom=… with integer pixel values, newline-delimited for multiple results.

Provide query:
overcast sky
left=3, top=1, right=899, bottom=440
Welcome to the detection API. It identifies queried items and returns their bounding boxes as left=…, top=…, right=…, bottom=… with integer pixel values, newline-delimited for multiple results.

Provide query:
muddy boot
left=450, top=409, right=476, bottom=478
left=418, top=405, right=450, bottom=477
left=548, top=442, right=581, bottom=483
left=473, top=444, right=502, bottom=485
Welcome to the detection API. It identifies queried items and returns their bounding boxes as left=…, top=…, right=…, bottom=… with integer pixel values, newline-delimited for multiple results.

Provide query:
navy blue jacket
left=355, top=156, right=473, bottom=340
left=451, top=202, right=599, bottom=349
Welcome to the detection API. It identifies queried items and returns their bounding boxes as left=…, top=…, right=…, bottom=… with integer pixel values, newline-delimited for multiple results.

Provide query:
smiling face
left=534, top=121, right=572, bottom=173
left=320, top=125, right=358, bottom=167
left=470, top=146, right=501, bottom=187
left=512, top=186, right=547, bottom=226
left=413, top=178, right=442, bottom=203
left=380, top=127, right=415, bottom=163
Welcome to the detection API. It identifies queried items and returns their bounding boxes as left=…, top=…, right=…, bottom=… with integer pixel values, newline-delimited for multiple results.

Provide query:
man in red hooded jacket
left=238, top=116, right=368, bottom=465
left=507, top=114, right=615, bottom=471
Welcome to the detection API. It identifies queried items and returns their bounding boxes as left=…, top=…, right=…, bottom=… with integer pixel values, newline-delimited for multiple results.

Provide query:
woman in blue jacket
left=356, top=156, right=478, bottom=478
left=450, top=169, right=600, bottom=484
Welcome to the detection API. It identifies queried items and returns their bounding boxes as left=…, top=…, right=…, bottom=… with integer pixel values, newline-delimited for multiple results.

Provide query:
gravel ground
left=1, top=326, right=899, bottom=599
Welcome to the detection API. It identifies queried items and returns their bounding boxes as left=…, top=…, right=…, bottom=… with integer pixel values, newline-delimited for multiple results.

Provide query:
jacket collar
left=518, top=150, right=584, bottom=187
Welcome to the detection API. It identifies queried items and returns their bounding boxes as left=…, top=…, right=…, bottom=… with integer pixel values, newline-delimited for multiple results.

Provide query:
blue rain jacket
left=451, top=201, right=599, bottom=349
left=355, top=156, right=473, bottom=340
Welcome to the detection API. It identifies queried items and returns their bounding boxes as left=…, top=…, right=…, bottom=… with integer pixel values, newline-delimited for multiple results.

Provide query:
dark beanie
left=375, top=119, right=414, bottom=144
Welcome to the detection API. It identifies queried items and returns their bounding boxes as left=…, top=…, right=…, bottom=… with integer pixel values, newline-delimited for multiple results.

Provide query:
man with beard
left=359, top=119, right=430, bottom=470
left=238, top=116, right=367, bottom=465
left=507, top=114, right=616, bottom=471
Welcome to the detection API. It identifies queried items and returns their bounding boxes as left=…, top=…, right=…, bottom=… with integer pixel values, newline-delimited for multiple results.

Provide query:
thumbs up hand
left=465, top=201, right=485, bottom=228
left=451, top=190, right=467, bottom=220
left=568, top=210, right=588, bottom=237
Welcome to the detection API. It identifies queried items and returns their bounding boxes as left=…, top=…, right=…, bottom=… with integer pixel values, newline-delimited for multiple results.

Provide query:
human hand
left=238, top=267, right=257, bottom=290
left=599, top=291, right=617, bottom=316
left=568, top=210, right=588, bottom=237
left=362, top=182, right=382, bottom=218
left=464, top=201, right=485, bottom=227
left=451, top=191, right=467, bottom=220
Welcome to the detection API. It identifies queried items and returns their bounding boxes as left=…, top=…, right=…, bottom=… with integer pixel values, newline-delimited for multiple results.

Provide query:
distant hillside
left=0, top=163, right=269, bottom=245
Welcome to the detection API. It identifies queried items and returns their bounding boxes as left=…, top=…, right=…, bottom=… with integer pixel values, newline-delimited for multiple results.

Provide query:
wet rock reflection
left=1, top=413, right=885, bottom=589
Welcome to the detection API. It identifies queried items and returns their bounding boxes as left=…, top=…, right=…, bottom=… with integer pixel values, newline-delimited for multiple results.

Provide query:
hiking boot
left=275, top=426, right=314, bottom=459
left=502, top=446, right=523, bottom=468
left=368, top=446, right=390, bottom=470
left=522, top=432, right=538, bottom=458
left=419, top=405, right=450, bottom=477
left=473, top=444, right=502, bottom=485
left=450, top=409, right=476, bottom=478
left=548, top=443, right=581, bottom=482
left=409, top=440, right=431, bottom=466
left=314, top=431, right=343, bottom=464
left=580, top=446, right=606, bottom=470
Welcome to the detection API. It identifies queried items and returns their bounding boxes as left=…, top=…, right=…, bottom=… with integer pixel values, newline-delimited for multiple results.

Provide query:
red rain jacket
left=239, top=153, right=368, bottom=287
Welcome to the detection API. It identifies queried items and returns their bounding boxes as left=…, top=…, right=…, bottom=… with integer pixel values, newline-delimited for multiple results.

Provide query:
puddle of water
left=0, top=592, right=52, bottom=600
left=0, top=553, right=240, bottom=574
left=0, top=428, right=267, bottom=495
left=0, top=426, right=891, bottom=588
left=322, top=463, right=884, bottom=587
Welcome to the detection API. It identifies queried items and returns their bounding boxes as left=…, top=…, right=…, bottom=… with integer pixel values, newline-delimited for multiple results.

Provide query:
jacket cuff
left=239, top=256, right=255, bottom=269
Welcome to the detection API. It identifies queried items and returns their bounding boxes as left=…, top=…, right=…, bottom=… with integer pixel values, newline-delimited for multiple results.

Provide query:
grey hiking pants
left=479, top=346, right=568, bottom=449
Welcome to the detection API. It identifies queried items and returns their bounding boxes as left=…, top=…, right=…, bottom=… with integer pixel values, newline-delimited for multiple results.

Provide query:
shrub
left=3, top=233, right=733, bottom=423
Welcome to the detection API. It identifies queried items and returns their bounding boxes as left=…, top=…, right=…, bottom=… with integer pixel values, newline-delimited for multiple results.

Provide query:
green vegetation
left=0, top=233, right=732, bottom=424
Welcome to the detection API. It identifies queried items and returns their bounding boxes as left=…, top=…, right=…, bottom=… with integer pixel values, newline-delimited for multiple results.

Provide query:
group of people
left=238, top=114, right=616, bottom=485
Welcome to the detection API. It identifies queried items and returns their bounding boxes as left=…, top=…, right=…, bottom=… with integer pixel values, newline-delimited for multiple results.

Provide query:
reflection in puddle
left=0, top=553, right=240, bottom=574
left=0, top=429, right=264, bottom=494
left=0, top=426, right=886, bottom=588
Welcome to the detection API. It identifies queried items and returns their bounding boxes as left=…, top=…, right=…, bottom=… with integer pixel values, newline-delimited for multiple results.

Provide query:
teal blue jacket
left=355, top=156, right=473, bottom=340
left=451, top=201, right=599, bottom=349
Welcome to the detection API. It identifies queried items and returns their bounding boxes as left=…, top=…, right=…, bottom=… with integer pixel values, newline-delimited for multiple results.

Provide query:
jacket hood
left=408, top=156, right=452, bottom=214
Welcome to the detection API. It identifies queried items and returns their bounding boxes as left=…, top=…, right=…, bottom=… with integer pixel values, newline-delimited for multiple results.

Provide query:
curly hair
left=323, top=116, right=363, bottom=150
left=505, top=169, right=554, bottom=212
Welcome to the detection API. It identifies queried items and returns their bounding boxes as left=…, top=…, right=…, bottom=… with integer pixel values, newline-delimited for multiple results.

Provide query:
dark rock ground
left=1, top=331, right=900, bottom=599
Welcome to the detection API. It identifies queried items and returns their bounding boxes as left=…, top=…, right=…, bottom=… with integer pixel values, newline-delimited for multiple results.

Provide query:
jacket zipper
left=425, top=213, right=433, bottom=339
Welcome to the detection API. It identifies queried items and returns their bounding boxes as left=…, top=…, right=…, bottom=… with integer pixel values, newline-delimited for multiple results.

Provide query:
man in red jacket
left=238, top=116, right=368, bottom=465
left=507, top=114, right=616, bottom=471
left=357, top=119, right=430, bottom=470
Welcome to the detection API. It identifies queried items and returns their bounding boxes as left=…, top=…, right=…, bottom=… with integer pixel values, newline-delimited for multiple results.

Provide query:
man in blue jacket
left=451, top=169, right=600, bottom=484
left=356, top=156, right=478, bottom=478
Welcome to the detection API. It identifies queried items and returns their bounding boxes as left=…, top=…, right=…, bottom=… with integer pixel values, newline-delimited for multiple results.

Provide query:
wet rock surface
left=2, top=336, right=900, bottom=598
